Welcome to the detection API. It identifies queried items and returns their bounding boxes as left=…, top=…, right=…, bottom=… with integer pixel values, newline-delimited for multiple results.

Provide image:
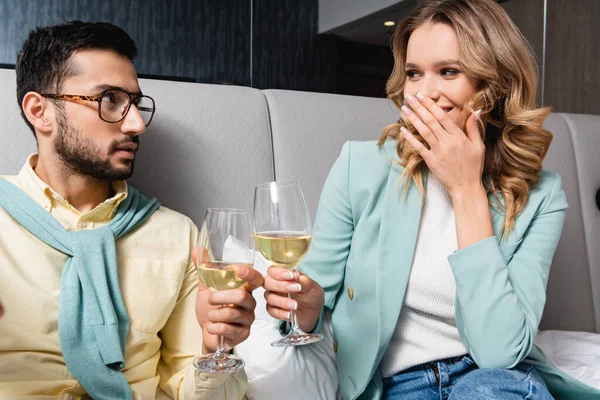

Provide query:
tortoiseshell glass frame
left=41, top=88, right=156, bottom=127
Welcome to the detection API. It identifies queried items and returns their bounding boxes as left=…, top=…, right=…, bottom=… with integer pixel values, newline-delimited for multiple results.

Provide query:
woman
left=263, top=0, right=599, bottom=399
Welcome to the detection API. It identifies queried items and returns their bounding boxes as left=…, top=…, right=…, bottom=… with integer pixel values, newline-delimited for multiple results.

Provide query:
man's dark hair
left=16, top=20, right=138, bottom=137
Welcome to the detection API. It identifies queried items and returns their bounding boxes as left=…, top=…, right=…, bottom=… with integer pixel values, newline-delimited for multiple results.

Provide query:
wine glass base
left=193, top=354, right=245, bottom=374
left=270, top=332, right=323, bottom=347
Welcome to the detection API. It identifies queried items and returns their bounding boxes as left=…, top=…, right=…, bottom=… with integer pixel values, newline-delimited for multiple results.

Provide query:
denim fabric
left=383, top=355, right=554, bottom=400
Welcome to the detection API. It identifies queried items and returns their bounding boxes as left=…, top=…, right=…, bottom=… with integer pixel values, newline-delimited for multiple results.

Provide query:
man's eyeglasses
left=41, top=88, right=156, bottom=127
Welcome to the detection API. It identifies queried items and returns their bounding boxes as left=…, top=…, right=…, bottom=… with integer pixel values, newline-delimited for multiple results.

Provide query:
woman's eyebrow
left=405, top=59, right=461, bottom=69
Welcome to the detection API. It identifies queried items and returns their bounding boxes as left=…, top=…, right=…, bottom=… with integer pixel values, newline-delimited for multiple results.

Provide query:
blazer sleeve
left=299, top=141, right=355, bottom=312
left=448, top=172, right=568, bottom=369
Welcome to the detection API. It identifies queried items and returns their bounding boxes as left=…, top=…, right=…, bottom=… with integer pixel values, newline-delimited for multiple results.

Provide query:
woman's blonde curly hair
left=378, top=0, right=552, bottom=234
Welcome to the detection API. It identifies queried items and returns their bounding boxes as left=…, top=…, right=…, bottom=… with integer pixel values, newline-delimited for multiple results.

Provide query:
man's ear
left=22, top=92, right=54, bottom=136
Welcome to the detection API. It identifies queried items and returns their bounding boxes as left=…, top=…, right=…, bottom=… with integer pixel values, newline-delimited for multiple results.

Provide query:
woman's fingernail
left=284, top=311, right=291, bottom=320
left=286, top=283, right=302, bottom=292
left=416, top=92, right=427, bottom=102
left=401, top=106, right=413, bottom=116
left=475, top=109, right=482, bottom=120
left=282, top=271, right=294, bottom=280
left=405, top=93, right=417, bottom=105
left=287, top=301, right=298, bottom=310
left=400, top=127, right=410, bottom=136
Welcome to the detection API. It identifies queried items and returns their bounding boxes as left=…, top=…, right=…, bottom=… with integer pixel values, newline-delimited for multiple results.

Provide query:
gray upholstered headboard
left=129, top=78, right=274, bottom=226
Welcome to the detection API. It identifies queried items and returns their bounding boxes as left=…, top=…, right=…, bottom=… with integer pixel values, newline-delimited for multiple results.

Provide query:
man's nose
left=121, top=104, right=146, bottom=136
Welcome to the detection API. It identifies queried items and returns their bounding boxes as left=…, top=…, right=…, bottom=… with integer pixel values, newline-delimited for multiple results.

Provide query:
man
left=0, top=21, right=262, bottom=399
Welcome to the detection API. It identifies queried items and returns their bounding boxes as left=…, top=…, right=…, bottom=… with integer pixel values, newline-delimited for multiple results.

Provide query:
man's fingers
left=237, top=266, right=264, bottom=291
left=207, top=307, right=255, bottom=327
left=205, top=322, right=250, bottom=341
left=208, top=289, right=257, bottom=313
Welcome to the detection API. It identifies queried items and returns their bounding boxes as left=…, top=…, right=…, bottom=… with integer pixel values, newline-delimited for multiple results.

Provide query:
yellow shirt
left=0, top=155, right=247, bottom=400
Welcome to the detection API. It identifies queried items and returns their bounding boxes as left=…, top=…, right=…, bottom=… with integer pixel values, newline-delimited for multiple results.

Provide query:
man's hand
left=263, top=266, right=324, bottom=333
left=193, top=247, right=264, bottom=353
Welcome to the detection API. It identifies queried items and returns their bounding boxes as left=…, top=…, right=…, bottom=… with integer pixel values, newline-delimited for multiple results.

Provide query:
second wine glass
left=194, top=208, right=254, bottom=373
left=253, top=181, right=323, bottom=347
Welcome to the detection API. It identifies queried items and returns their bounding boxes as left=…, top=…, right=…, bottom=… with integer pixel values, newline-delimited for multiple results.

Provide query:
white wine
left=254, top=232, right=311, bottom=270
left=197, top=262, right=253, bottom=291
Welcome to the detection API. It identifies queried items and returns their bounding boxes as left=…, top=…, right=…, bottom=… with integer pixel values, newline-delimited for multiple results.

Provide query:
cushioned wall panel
left=0, top=68, right=36, bottom=174
left=263, top=89, right=398, bottom=220
left=130, top=78, right=274, bottom=226
left=542, top=113, right=597, bottom=332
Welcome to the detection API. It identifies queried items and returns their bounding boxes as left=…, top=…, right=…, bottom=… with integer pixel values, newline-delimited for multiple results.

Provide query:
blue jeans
left=383, top=355, right=554, bottom=400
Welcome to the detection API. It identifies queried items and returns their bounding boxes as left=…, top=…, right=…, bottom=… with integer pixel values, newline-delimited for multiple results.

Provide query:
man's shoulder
left=122, top=201, right=200, bottom=260
left=0, top=176, right=21, bottom=212
left=144, top=203, right=198, bottom=234
left=0, top=175, right=20, bottom=185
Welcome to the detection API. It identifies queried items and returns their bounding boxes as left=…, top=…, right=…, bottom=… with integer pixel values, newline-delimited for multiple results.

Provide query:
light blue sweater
left=0, top=177, right=160, bottom=399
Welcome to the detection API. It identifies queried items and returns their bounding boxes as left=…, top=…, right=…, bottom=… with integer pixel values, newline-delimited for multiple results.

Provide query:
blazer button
left=347, top=286, right=354, bottom=300
left=333, top=339, right=338, bottom=353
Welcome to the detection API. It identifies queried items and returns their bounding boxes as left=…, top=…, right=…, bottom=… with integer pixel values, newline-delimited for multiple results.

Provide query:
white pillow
left=233, top=250, right=341, bottom=400
left=535, top=330, right=600, bottom=389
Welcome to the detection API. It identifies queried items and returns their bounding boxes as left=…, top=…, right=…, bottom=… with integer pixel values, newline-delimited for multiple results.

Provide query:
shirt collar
left=18, top=154, right=128, bottom=217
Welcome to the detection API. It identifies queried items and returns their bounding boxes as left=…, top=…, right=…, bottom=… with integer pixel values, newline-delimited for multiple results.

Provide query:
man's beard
left=54, top=108, right=139, bottom=181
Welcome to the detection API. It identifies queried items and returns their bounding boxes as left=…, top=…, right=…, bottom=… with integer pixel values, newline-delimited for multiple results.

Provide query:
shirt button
left=347, top=286, right=354, bottom=300
left=80, top=222, right=87, bottom=229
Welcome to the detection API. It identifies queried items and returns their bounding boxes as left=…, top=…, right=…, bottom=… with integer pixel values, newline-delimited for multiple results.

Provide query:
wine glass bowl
left=253, top=231, right=312, bottom=270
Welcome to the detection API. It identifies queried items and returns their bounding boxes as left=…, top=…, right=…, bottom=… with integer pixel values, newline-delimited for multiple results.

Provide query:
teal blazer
left=299, top=140, right=600, bottom=400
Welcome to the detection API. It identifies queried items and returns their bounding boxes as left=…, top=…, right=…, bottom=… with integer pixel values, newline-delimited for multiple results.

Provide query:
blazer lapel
left=375, top=157, right=424, bottom=365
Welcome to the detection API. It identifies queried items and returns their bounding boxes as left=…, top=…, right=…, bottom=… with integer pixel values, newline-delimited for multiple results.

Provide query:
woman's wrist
left=449, top=183, right=487, bottom=205
left=450, top=183, right=495, bottom=249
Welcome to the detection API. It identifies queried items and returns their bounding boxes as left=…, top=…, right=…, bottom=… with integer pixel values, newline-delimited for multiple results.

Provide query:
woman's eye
left=441, top=68, right=459, bottom=76
left=405, top=70, right=420, bottom=79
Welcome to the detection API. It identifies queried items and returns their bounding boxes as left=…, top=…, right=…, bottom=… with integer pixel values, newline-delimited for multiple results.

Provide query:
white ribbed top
left=380, top=173, right=467, bottom=378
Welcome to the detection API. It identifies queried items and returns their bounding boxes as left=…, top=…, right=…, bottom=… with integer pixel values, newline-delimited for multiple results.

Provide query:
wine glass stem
left=288, top=269, right=302, bottom=333
left=288, top=292, right=300, bottom=332
left=213, top=335, right=226, bottom=360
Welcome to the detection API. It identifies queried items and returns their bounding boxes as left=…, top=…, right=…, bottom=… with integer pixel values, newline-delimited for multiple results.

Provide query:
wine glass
left=193, top=208, right=255, bottom=373
left=253, top=181, right=323, bottom=347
